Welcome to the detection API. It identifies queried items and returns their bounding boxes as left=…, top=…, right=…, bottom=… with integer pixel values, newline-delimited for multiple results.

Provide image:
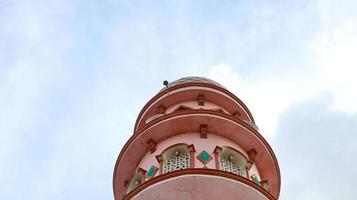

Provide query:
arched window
left=214, top=146, right=250, bottom=178
left=126, top=168, right=146, bottom=194
left=220, top=155, right=242, bottom=176
left=156, top=144, right=195, bottom=174
left=163, top=148, right=190, bottom=173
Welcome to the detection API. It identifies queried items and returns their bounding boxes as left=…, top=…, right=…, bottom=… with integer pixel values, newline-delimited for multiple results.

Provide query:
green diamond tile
left=147, top=166, right=158, bottom=177
left=197, top=150, right=213, bottom=164
left=251, top=175, right=260, bottom=185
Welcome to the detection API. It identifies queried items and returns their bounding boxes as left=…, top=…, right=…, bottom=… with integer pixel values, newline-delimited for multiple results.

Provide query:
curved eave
left=113, top=110, right=280, bottom=199
left=125, top=169, right=277, bottom=200
left=133, top=82, right=256, bottom=131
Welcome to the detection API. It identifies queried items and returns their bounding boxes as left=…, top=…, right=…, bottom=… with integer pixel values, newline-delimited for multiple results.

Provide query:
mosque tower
left=113, top=77, right=280, bottom=200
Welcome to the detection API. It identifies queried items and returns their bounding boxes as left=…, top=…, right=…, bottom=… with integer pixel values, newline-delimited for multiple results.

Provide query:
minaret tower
left=113, top=77, right=280, bottom=200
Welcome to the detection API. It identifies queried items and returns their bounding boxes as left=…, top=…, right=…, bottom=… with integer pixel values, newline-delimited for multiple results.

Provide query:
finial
left=163, top=80, right=169, bottom=94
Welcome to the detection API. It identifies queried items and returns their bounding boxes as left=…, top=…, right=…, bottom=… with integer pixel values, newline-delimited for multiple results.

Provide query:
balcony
left=124, top=169, right=276, bottom=200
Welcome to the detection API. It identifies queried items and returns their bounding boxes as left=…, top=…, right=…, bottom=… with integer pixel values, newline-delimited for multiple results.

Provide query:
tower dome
left=113, top=77, right=281, bottom=200
left=159, top=76, right=226, bottom=91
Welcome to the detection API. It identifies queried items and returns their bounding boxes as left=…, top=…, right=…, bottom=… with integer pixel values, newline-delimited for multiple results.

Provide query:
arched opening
left=126, top=168, right=146, bottom=194
left=158, top=144, right=195, bottom=174
left=215, top=146, right=249, bottom=178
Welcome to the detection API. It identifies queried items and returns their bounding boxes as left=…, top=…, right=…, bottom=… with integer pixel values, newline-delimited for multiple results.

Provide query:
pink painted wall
left=132, top=175, right=269, bottom=200
left=136, top=132, right=261, bottom=182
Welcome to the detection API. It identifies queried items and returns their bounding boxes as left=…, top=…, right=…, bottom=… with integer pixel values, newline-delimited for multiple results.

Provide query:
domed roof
left=161, top=76, right=225, bottom=91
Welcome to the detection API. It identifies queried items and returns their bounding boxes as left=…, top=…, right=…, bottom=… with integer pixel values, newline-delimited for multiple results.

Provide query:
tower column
left=113, top=77, right=281, bottom=200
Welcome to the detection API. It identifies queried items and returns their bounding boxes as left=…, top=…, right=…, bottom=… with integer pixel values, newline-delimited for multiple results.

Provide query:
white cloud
left=273, top=94, right=357, bottom=199
left=208, top=64, right=241, bottom=92
left=313, top=18, right=357, bottom=113
left=207, top=18, right=357, bottom=140
left=208, top=64, right=306, bottom=141
left=0, top=1, right=75, bottom=199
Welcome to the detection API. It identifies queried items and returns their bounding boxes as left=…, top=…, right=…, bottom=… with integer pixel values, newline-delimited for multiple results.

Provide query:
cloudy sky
left=1, top=0, right=357, bottom=199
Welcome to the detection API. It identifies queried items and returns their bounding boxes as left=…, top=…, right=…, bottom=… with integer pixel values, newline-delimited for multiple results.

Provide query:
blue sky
left=1, top=0, right=357, bottom=199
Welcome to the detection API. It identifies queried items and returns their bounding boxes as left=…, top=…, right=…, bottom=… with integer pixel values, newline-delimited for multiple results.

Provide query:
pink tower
left=113, top=77, right=280, bottom=200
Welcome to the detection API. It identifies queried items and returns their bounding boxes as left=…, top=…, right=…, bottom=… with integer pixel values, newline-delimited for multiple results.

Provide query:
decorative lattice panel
left=219, top=157, right=242, bottom=176
left=163, top=152, right=190, bottom=173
